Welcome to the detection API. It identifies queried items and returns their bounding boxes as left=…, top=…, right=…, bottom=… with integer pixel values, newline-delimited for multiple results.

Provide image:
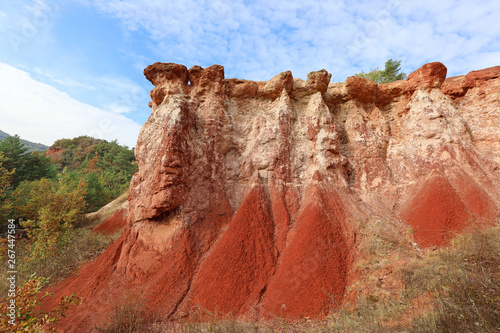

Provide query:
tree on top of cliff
left=355, top=59, right=407, bottom=84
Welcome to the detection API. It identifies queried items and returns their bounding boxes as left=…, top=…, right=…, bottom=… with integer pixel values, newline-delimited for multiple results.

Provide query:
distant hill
left=0, top=130, right=49, bottom=152
left=0, top=130, right=9, bottom=141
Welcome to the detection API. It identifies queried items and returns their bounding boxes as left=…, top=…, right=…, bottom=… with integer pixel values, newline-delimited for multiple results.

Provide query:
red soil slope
left=403, top=174, right=470, bottom=247
left=263, top=185, right=350, bottom=318
left=403, top=171, right=497, bottom=247
left=182, top=182, right=277, bottom=316
left=42, top=181, right=353, bottom=330
left=92, top=207, right=128, bottom=234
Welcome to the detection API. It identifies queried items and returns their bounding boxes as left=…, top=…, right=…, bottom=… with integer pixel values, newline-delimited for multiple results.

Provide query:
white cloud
left=0, top=0, right=62, bottom=54
left=30, top=66, right=149, bottom=116
left=33, top=67, right=97, bottom=89
left=0, top=63, right=141, bottom=148
left=90, top=0, right=500, bottom=81
left=92, top=76, right=148, bottom=114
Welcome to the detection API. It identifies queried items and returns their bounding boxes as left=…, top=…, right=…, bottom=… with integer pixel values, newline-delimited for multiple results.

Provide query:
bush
left=0, top=152, right=14, bottom=225
left=0, top=275, right=81, bottom=332
left=96, top=293, right=146, bottom=333
left=16, top=174, right=87, bottom=261
left=0, top=228, right=118, bottom=299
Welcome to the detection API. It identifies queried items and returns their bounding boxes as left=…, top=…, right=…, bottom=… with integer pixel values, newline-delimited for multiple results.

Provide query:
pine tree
left=355, top=59, right=407, bottom=84
left=0, top=135, right=29, bottom=187
left=0, top=135, right=57, bottom=188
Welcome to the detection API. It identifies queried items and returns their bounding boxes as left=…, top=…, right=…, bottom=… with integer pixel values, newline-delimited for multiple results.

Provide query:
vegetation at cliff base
left=0, top=135, right=136, bottom=227
left=0, top=275, right=81, bottom=332
left=0, top=134, right=134, bottom=297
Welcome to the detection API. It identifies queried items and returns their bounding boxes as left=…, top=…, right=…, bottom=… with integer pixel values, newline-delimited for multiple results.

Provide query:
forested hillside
left=48, top=136, right=137, bottom=210
left=0, top=135, right=136, bottom=233
left=0, top=135, right=136, bottom=315
left=0, top=130, right=49, bottom=152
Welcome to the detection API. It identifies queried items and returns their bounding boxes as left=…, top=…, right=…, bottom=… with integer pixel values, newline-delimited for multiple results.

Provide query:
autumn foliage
left=0, top=276, right=80, bottom=332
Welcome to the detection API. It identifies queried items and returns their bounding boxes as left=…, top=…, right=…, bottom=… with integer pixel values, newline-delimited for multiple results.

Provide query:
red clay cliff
left=42, top=62, right=500, bottom=331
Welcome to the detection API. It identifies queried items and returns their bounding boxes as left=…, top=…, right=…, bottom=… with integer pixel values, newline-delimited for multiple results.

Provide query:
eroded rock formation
left=44, top=62, right=500, bottom=330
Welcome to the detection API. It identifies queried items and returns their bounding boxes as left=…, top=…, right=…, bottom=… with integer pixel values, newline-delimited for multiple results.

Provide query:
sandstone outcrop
left=43, top=62, right=500, bottom=330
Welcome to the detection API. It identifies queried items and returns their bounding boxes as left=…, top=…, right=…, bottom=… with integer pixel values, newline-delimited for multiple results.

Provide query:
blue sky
left=1, top=0, right=499, bottom=148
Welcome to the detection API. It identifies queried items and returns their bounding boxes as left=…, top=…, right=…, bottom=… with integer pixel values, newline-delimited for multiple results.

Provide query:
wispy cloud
left=33, top=67, right=96, bottom=89
left=0, top=0, right=64, bottom=54
left=90, top=0, right=500, bottom=80
left=0, top=63, right=141, bottom=148
left=1, top=0, right=498, bottom=150
left=31, top=66, right=149, bottom=115
left=93, top=76, right=148, bottom=114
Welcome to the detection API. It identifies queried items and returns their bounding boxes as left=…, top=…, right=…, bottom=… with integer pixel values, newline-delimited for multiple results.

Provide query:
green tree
left=355, top=58, right=408, bottom=84
left=97, top=142, right=136, bottom=201
left=0, top=135, right=29, bottom=188
left=44, top=136, right=136, bottom=212
left=0, top=153, right=14, bottom=224
left=0, top=153, right=13, bottom=198
left=0, top=135, right=57, bottom=188
left=17, top=171, right=87, bottom=260
left=83, top=171, right=106, bottom=212
left=26, top=151, right=58, bottom=181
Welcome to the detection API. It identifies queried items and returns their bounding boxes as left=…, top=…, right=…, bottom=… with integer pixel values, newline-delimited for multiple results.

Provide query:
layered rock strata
left=44, top=62, right=500, bottom=330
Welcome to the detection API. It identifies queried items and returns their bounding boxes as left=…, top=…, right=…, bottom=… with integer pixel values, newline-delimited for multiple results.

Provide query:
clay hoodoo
left=42, top=62, right=500, bottom=330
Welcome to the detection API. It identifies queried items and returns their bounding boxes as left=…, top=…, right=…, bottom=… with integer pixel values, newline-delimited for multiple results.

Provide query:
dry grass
left=402, top=225, right=500, bottom=332
left=327, top=217, right=418, bottom=332
left=152, top=316, right=338, bottom=333
left=0, top=227, right=119, bottom=297
left=96, top=293, right=147, bottom=333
